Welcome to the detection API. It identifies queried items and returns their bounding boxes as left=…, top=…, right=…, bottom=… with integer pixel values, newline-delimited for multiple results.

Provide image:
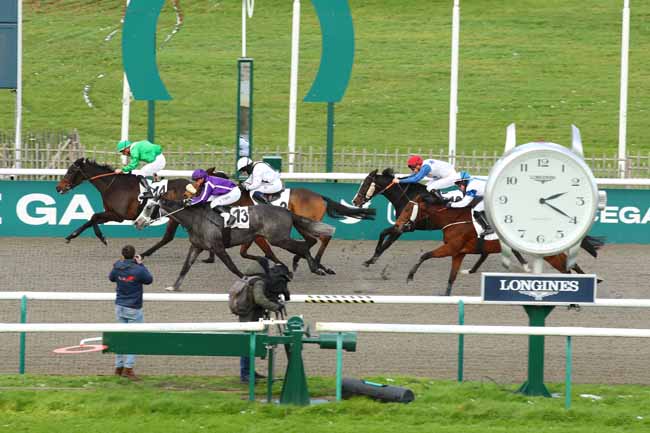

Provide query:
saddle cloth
left=220, top=206, right=251, bottom=229
left=138, top=179, right=168, bottom=202
left=251, top=188, right=290, bottom=208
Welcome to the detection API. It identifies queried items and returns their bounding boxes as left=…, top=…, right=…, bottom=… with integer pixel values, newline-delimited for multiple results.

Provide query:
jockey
left=115, top=140, right=166, bottom=193
left=391, top=155, right=458, bottom=203
left=447, top=171, right=493, bottom=236
left=184, top=169, right=240, bottom=225
left=236, top=157, right=283, bottom=204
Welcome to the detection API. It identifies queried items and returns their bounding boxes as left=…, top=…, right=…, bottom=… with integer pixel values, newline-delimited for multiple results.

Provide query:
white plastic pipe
left=241, top=0, right=247, bottom=57
left=0, top=322, right=266, bottom=333
left=287, top=0, right=301, bottom=173
left=618, top=0, right=630, bottom=178
left=448, top=0, right=460, bottom=167
left=316, top=322, right=650, bottom=338
left=120, top=0, right=132, bottom=144
left=14, top=0, right=23, bottom=169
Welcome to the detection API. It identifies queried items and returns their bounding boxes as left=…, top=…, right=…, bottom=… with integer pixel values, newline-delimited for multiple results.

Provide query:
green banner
left=0, top=181, right=648, bottom=243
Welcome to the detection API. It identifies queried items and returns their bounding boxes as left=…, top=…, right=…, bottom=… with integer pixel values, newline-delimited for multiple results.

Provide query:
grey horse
left=144, top=198, right=335, bottom=291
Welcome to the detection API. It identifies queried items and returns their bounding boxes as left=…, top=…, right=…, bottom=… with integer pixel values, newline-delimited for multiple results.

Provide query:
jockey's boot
left=421, top=193, right=436, bottom=206
left=428, top=189, right=446, bottom=204
left=252, top=191, right=269, bottom=204
left=473, top=211, right=494, bottom=235
left=137, top=175, right=154, bottom=199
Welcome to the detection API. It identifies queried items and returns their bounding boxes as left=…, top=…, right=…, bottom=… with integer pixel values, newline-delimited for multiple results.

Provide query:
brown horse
left=199, top=179, right=376, bottom=274
left=394, top=195, right=602, bottom=296
left=55, top=158, right=188, bottom=253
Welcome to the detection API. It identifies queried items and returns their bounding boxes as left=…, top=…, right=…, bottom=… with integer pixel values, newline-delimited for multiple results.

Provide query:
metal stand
left=517, top=305, right=554, bottom=397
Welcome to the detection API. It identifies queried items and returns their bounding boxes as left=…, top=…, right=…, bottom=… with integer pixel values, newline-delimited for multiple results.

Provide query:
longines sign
left=481, top=273, right=597, bottom=304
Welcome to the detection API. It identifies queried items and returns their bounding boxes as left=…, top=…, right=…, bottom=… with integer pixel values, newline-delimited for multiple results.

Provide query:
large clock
left=485, top=125, right=606, bottom=265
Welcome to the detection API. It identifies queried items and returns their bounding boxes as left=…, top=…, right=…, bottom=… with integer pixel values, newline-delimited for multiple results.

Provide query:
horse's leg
left=445, top=254, right=467, bottom=296
left=544, top=254, right=571, bottom=274
left=314, top=235, right=335, bottom=275
left=167, top=245, right=202, bottom=292
left=364, top=228, right=402, bottom=267
left=213, top=246, right=244, bottom=278
left=242, top=237, right=290, bottom=271
left=64, top=211, right=120, bottom=245
left=512, top=250, right=531, bottom=272
left=291, top=228, right=319, bottom=273
left=461, top=253, right=488, bottom=275
left=141, top=219, right=180, bottom=257
left=273, top=238, right=324, bottom=276
left=407, top=242, right=459, bottom=283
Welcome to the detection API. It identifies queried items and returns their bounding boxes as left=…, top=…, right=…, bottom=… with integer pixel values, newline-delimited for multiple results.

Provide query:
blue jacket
left=109, top=259, right=153, bottom=309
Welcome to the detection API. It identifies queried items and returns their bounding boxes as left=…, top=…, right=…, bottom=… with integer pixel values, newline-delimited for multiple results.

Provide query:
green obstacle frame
left=103, top=316, right=356, bottom=405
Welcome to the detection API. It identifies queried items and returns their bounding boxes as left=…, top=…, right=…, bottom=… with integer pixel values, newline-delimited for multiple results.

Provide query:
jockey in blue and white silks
left=448, top=171, right=493, bottom=235
left=390, top=155, right=458, bottom=203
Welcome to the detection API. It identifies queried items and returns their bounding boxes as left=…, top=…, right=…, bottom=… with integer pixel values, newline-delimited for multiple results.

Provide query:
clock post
left=483, top=124, right=606, bottom=397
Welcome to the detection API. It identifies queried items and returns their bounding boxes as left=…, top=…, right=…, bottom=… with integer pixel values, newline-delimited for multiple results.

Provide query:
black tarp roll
left=341, top=378, right=415, bottom=403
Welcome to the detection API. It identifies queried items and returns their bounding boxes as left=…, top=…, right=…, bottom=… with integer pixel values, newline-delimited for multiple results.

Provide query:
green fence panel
left=0, top=181, right=648, bottom=243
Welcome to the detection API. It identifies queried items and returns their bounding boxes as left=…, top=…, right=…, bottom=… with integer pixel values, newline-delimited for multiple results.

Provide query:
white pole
left=120, top=0, right=132, bottom=147
left=287, top=0, right=301, bottom=173
left=448, top=0, right=460, bottom=167
left=241, top=0, right=247, bottom=57
left=14, top=0, right=23, bottom=169
left=618, top=0, right=630, bottom=178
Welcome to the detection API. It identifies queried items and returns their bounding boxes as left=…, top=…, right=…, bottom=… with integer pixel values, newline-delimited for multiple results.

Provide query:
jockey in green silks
left=114, top=139, right=166, bottom=181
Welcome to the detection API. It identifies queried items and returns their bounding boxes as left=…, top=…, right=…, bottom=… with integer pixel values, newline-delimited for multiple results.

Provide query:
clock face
left=486, top=143, right=598, bottom=256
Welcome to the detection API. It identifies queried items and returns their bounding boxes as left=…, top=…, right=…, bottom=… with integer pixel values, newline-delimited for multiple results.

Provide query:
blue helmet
left=455, top=171, right=471, bottom=184
left=191, top=169, right=208, bottom=181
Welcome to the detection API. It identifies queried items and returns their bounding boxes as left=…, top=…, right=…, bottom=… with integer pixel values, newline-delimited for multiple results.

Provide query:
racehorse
left=394, top=195, right=603, bottom=296
left=197, top=177, right=376, bottom=274
left=352, top=168, right=496, bottom=271
left=55, top=158, right=188, bottom=254
left=153, top=197, right=335, bottom=291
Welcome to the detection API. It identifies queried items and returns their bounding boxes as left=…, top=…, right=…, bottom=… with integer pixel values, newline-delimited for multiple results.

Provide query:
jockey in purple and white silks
left=390, top=155, right=458, bottom=203
left=447, top=171, right=493, bottom=236
left=185, top=169, right=241, bottom=217
left=236, top=157, right=283, bottom=204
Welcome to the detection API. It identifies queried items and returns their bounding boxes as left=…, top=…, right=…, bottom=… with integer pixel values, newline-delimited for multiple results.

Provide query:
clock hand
left=540, top=200, right=572, bottom=219
left=541, top=192, right=567, bottom=202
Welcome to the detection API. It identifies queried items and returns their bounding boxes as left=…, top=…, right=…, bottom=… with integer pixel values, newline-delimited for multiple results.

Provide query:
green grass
left=1, top=0, right=650, bottom=156
left=1, top=375, right=650, bottom=432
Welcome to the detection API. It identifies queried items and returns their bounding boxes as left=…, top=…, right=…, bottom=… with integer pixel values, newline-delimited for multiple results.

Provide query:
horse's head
left=56, top=158, right=88, bottom=194
left=394, top=199, right=420, bottom=233
left=352, top=169, right=395, bottom=207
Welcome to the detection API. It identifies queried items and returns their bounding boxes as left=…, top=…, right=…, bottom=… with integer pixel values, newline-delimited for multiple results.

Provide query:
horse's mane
left=381, top=168, right=394, bottom=177
left=74, top=157, right=114, bottom=172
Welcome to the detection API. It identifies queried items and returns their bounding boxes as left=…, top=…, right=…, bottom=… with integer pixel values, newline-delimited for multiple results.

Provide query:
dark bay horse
left=198, top=179, right=376, bottom=274
left=55, top=158, right=188, bottom=255
left=394, top=196, right=603, bottom=296
left=155, top=197, right=334, bottom=291
left=352, top=168, right=492, bottom=270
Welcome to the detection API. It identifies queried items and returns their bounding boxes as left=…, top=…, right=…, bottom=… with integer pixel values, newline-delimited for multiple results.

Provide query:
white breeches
left=249, top=178, right=283, bottom=195
left=425, top=171, right=458, bottom=191
left=134, top=154, right=166, bottom=177
left=208, top=188, right=241, bottom=207
left=473, top=200, right=485, bottom=212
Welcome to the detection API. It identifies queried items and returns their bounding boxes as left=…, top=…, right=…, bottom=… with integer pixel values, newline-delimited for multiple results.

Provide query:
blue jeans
left=115, top=305, right=143, bottom=368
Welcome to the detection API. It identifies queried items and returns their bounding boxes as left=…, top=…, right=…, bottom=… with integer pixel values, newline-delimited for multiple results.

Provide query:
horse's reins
left=73, top=164, right=119, bottom=193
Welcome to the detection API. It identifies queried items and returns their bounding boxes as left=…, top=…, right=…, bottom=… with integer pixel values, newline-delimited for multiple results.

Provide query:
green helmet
left=116, top=140, right=131, bottom=152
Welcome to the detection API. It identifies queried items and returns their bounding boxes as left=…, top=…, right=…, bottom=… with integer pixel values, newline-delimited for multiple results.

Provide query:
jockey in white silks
left=447, top=171, right=493, bottom=236
left=390, top=154, right=458, bottom=203
left=236, top=157, right=284, bottom=204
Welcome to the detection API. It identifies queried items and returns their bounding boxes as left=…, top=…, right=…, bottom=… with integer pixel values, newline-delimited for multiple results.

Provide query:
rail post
left=457, top=299, right=465, bottom=382
left=19, top=295, right=27, bottom=374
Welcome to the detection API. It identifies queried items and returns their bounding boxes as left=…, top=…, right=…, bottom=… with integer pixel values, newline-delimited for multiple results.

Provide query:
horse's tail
left=321, top=196, right=376, bottom=220
left=580, top=235, right=606, bottom=258
left=292, top=214, right=336, bottom=238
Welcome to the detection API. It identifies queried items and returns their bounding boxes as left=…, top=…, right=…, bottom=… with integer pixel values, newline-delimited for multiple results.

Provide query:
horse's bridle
left=355, top=173, right=407, bottom=206
left=65, top=160, right=118, bottom=193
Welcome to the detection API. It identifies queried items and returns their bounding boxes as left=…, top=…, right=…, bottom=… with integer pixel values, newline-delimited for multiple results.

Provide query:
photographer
left=108, top=245, right=153, bottom=381
left=229, top=259, right=292, bottom=383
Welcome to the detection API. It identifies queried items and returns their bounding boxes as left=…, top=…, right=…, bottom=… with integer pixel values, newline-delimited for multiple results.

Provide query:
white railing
left=0, top=322, right=265, bottom=333
left=1, top=168, right=650, bottom=185
left=3, top=292, right=650, bottom=308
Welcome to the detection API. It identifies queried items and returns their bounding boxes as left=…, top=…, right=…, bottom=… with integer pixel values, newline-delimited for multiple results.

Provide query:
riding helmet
left=407, top=155, right=423, bottom=168
left=116, top=140, right=132, bottom=152
left=455, top=171, right=471, bottom=184
left=191, top=169, right=208, bottom=181
left=236, top=157, right=253, bottom=172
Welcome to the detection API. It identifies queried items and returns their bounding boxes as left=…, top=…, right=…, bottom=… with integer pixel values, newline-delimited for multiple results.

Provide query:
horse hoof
left=164, top=286, right=180, bottom=292
left=65, top=238, right=71, bottom=244
left=362, top=260, right=373, bottom=268
left=460, top=269, right=470, bottom=275
left=100, top=239, right=107, bottom=246
left=202, top=258, right=215, bottom=264
left=325, top=268, right=336, bottom=275
left=314, top=269, right=326, bottom=276
left=406, top=275, right=414, bottom=283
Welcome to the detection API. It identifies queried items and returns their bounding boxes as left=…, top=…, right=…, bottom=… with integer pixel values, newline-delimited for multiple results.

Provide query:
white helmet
left=236, top=157, right=253, bottom=172
left=237, top=156, right=253, bottom=171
